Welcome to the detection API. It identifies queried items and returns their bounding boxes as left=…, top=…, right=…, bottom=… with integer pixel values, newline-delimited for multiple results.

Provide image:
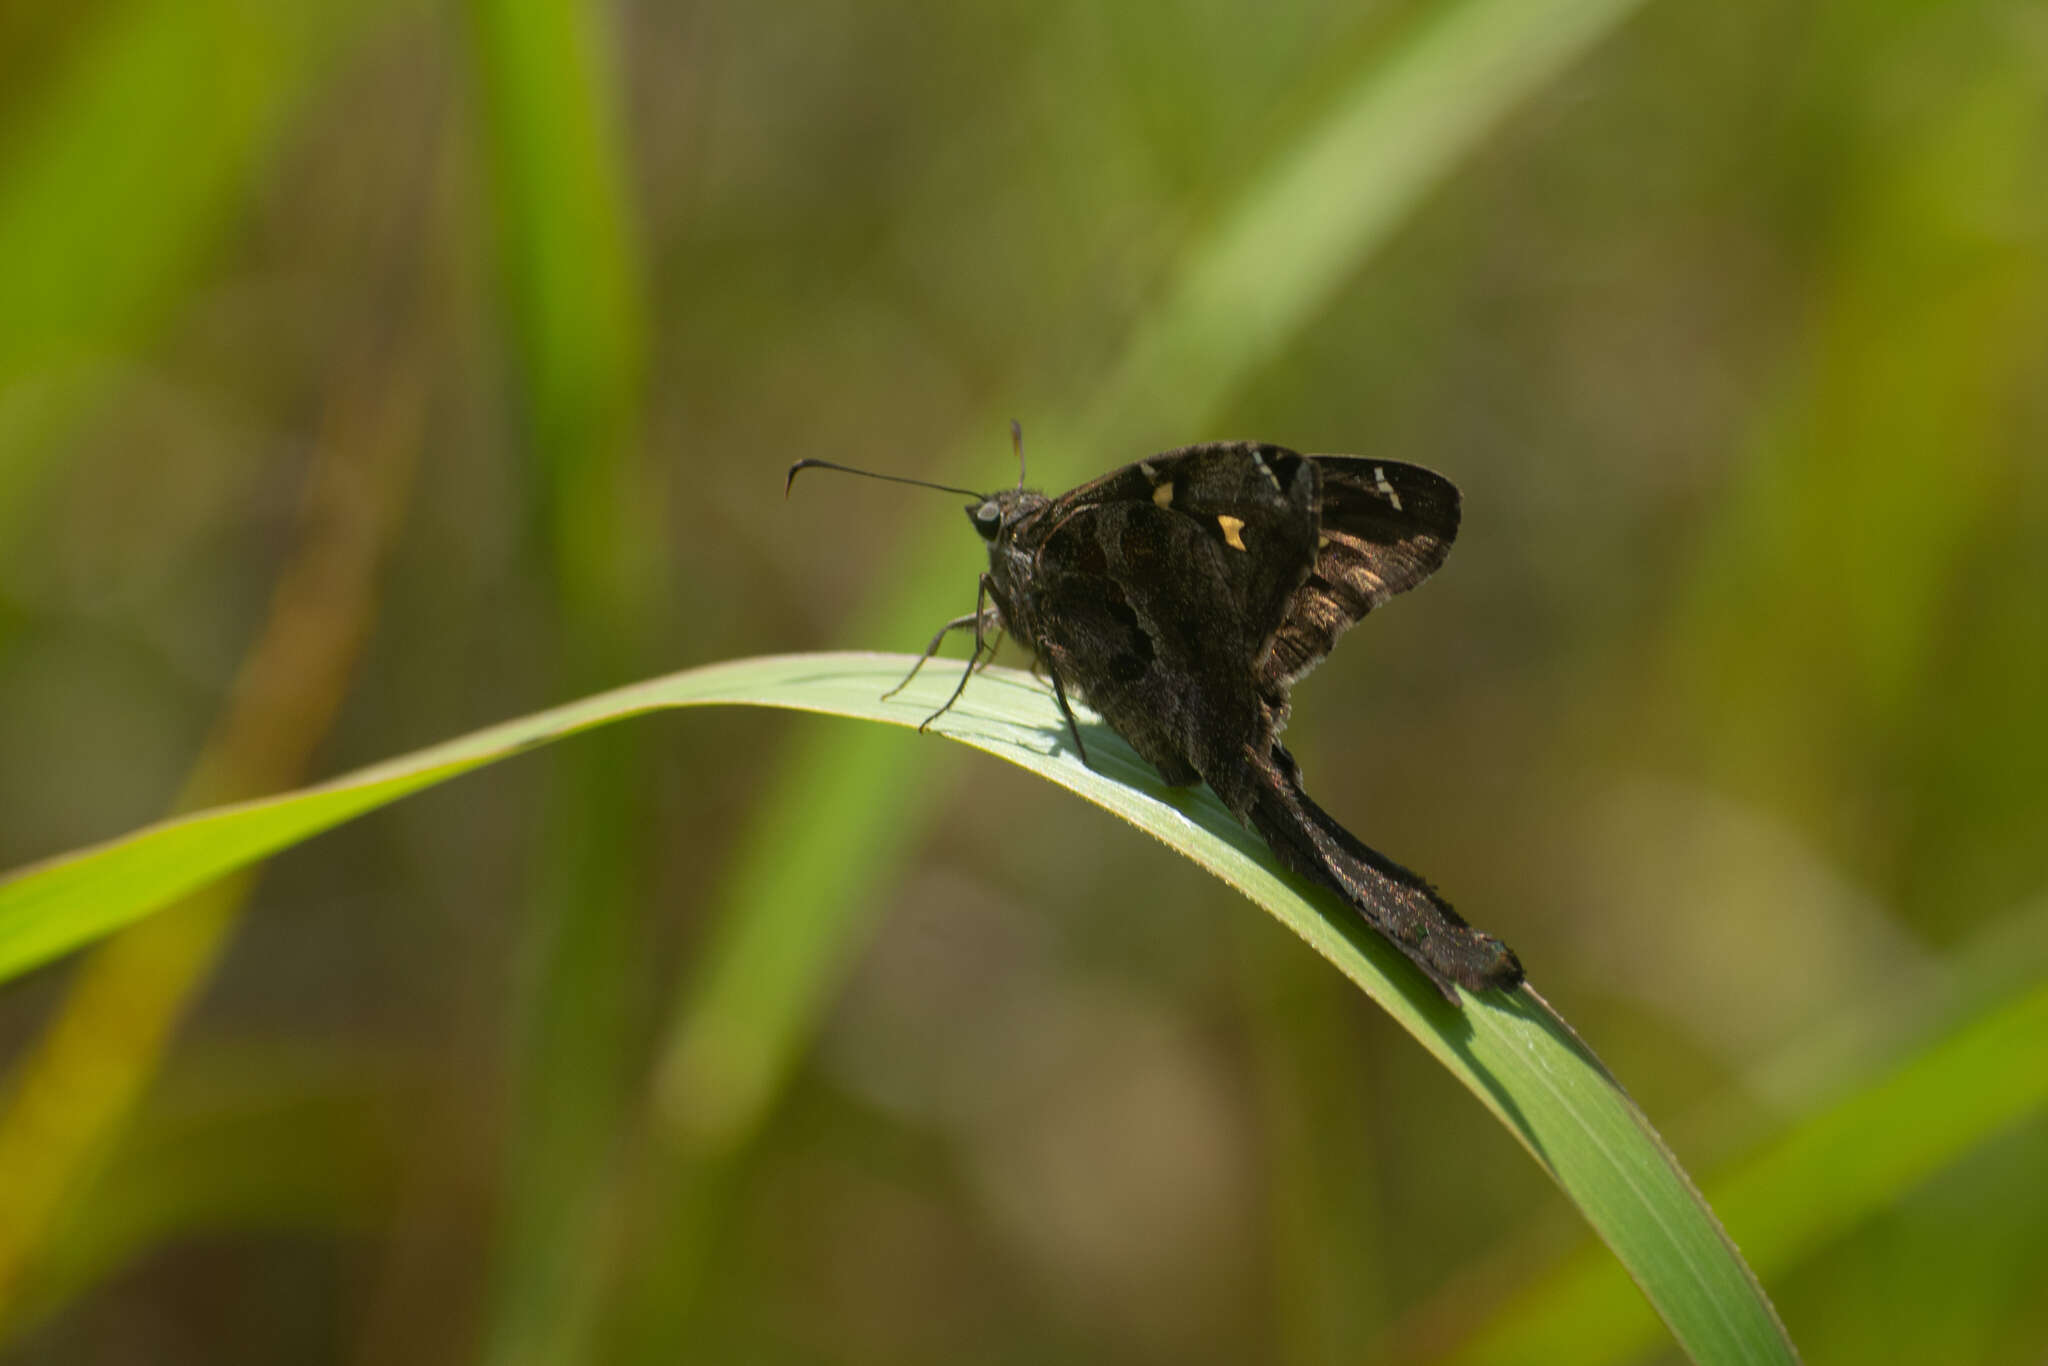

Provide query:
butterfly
left=789, top=434, right=1523, bottom=1000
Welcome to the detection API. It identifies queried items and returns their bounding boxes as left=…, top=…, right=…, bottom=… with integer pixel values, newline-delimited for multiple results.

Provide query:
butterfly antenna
left=785, top=459, right=982, bottom=500
left=1010, top=419, right=1026, bottom=490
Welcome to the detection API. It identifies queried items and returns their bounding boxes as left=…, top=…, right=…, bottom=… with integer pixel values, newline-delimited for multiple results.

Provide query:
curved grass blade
left=1438, top=965, right=2048, bottom=1366
left=0, top=653, right=1796, bottom=1364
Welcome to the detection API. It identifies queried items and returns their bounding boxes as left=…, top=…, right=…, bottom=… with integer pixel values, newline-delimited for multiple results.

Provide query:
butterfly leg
left=1043, top=661, right=1092, bottom=769
left=883, top=612, right=980, bottom=702
left=971, top=623, right=1007, bottom=673
left=916, top=575, right=1000, bottom=732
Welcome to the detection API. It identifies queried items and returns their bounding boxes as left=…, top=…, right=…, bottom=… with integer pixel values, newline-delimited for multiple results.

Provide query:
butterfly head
left=968, top=497, right=1002, bottom=540
left=966, top=488, right=1047, bottom=544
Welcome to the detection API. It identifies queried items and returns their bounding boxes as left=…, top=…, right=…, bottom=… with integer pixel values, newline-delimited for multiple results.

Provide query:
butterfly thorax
left=965, top=488, right=1053, bottom=647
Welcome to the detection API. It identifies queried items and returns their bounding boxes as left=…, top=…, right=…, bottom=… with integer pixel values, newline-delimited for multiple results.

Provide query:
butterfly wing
left=1260, top=457, right=1459, bottom=690
left=1026, top=443, right=1321, bottom=781
left=1005, top=444, right=1515, bottom=997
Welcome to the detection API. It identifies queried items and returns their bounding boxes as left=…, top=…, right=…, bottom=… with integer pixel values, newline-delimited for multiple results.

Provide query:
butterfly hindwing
left=1261, top=457, right=1459, bottom=690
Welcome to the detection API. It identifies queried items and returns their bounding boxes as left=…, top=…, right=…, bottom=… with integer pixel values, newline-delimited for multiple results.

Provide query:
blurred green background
left=2, top=0, right=2046, bottom=1362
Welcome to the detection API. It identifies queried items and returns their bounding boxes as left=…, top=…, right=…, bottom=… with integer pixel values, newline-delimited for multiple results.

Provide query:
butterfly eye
left=968, top=500, right=1003, bottom=540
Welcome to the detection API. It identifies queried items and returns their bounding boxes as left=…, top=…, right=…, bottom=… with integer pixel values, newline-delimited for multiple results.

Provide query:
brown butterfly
left=789, top=436, right=1522, bottom=1000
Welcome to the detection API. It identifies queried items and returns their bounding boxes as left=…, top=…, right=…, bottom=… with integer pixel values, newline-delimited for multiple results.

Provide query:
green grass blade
left=0, top=653, right=1797, bottom=1364
left=464, top=0, right=652, bottom=1358
left=1440, top=968, right=2048, bottom=1366
left=1083, top=0, right=1647, bottom=450
left=0, top=0, right=371, bottom=544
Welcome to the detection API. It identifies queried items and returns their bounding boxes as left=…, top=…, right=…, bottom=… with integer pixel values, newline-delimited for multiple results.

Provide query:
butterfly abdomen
left=1226, top=743, right=1523, bottom=1000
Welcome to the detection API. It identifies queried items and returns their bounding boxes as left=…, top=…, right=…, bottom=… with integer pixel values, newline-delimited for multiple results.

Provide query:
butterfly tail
left=1234, top=744, right=1523, bottom=1001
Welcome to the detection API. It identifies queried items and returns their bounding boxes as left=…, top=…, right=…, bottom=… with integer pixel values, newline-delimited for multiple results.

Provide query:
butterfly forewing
left=1024, top=444, right=1324, bottom=784
left=1044, top=442, right=1321, bottom=651
left=1261, top=458, right=1460, bottom=689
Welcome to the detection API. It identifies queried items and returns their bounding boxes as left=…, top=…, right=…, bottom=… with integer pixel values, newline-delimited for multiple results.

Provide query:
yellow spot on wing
left=1217, top=514, right=1247, bottom=550
left=1152, top=481, right=1174, bottom=508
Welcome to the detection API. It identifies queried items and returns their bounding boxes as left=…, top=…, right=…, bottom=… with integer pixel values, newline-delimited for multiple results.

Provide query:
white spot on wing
left=1152, top=481, right=1174, bottom=508
left=1250, top=448, right=1282, bottom=491
left=1373, top=465, right=1402, bottom=511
